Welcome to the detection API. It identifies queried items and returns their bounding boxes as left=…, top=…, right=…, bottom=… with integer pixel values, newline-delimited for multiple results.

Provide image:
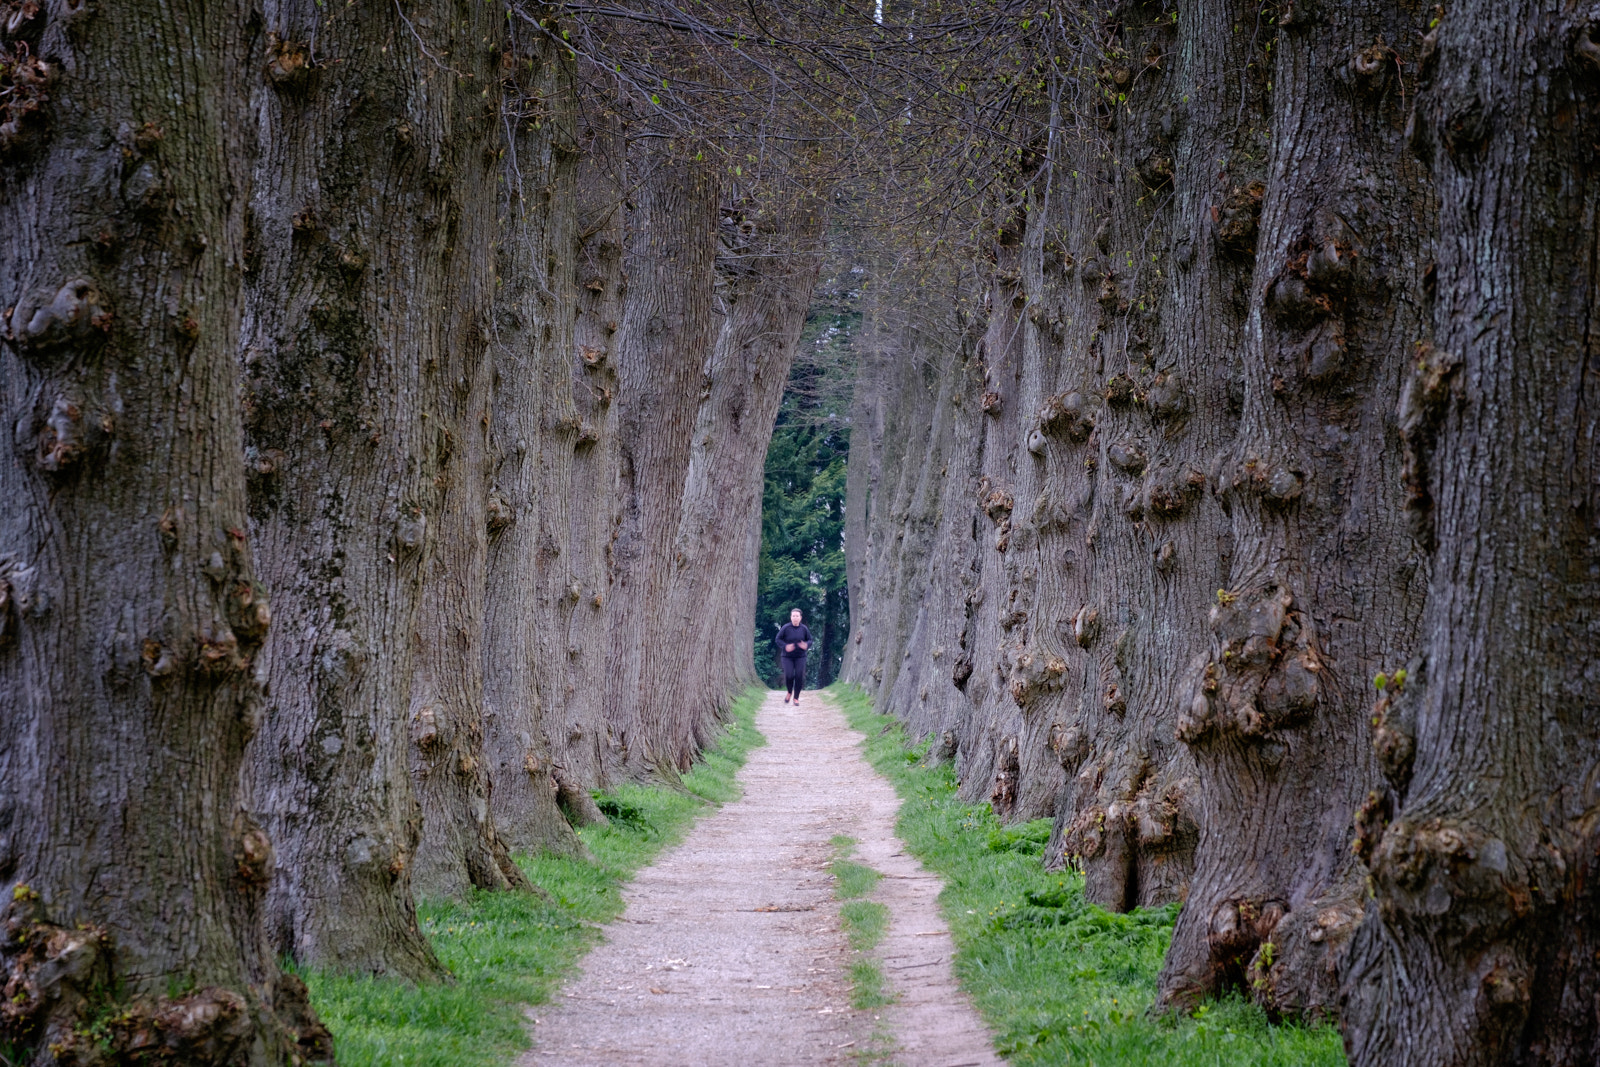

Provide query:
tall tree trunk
left=602, top=141, right=721, bottom=775
left=240, top=0, right=495, bottom=980
left=819, top=584, right=840, bottom=688
left=1159, top=0, right=1432, bottom=1018
left=658, top=198, right=826, bottom=764
left=0, top=0, right=330, bottom=1060
left=1341, top=3, right=1600, bottom=1063
left=540, top=116, right=627, bottom=798
left=405, top=15, right=534, bottom=900
left=945, top=212, right=1058, bottom=828
left=410, top=315, right=535, bottom=893
left=1039, top=0, right=1249, bottom=926
left=481, top=21, right=589, bottom=857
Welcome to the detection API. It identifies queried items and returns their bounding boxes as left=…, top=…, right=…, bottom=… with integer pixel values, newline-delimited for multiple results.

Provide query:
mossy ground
left=300, top=686, right=766, bottom=1067
left=827, top=682, right=1348, bottom=1067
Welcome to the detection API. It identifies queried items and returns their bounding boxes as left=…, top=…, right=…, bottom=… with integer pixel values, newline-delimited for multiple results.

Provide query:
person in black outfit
left=775, top=608, right=812, bottom=704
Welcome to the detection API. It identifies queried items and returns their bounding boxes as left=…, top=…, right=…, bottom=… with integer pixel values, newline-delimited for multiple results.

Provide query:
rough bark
left=602, top=141, right=722, bottom=775
left=240, top=0, right=497, bottom=979
left=405, top=16, right=533, bottom=896
left=1341, top=3, right=1600, bottom=1063
left=1160, top=0, right=1432, bottom=1018
left=403, top=14, right=536, bottom=900
left=539, top=114, right=627, bottom=797
left=1031, top=3, right=1238, bottom=922
left=0, top=0, right=330, bottom=1060
left=410, top=333, right=536, bottom=896
left=481, top=21, right=588, bottom=859
left=656, top=198, right=826, bottom=765
left=843, top=0, right=1435, bottom=1022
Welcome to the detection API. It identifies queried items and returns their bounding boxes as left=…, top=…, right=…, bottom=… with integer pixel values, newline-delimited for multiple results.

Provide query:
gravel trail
left=523, top=689, right=999, bottom=1067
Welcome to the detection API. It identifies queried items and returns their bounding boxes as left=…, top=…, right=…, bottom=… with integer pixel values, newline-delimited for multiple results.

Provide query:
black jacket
left=775, top=623, right=812, bottom=660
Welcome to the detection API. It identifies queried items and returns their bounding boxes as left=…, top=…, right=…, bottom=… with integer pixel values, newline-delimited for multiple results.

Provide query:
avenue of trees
left=0, top=2, right=1594, bottom=1066
left=0, top=1, right=818, bottom=1061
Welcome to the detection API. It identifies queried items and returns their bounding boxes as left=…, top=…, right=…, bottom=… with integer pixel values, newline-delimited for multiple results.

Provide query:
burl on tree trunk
left=1341, top=3, right=1600, bottom=1064
left=240, top=0, right=498, bottom=980
left=0, top=0, right=328, bottom=1061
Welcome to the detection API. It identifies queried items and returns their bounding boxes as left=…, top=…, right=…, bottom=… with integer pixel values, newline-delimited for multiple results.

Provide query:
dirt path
left=524, top=689, right=999, bottom=1067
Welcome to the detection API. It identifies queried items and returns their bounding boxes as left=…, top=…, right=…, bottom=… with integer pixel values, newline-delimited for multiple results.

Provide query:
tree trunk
left=405, top=7, right=532, bottom=896
left=602, top=141, right=721, bottom=775
left=540, top=116, right=627, bottom=796
left=481, top=21, right=587, bottom=859
left=1159, top=0, right=1432, bottom=1018
left=945, top=215, right=1067, bottom=830
left=1340, top=3, right=1600, bottom=1062
left=819, top=584, right=841, bottom=688
left=1035, top=0, right=1253, bottom=927
left=657, top=198, right=826, bottom=764
left=0, top=0, right=330, bottom=1060
left=240, top=0, right=496, bottom=980
left=410, top=327, right=536, bottom=894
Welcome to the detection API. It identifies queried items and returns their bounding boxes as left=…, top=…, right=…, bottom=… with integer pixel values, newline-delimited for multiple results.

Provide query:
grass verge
left=826, top=682, right=1347, bottom=1067
left=828, top=836, right=897, bottom=1066
left=847, top=957, right=893, bottom=1012
left=301, top=685, right=767, bottom=1067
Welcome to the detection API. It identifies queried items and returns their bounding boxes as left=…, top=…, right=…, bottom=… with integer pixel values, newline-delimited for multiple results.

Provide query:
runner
left=774, top=608, right=812, bottom=705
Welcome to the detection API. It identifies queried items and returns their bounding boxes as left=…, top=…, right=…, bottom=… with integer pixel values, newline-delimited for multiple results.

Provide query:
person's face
left=791, top=611, right=802, bottom=624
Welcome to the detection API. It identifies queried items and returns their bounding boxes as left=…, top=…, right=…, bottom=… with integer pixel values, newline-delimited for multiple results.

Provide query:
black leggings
left=782, top=655, right=807, bottom=699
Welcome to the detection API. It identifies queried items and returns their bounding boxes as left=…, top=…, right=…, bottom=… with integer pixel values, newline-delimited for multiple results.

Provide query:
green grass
left=829, top=834, right=885, bottom=901
left=847, top=956, right=894, bottom=1011
left=826, top=683, right=1348, bottom=1067
left=302, top=686, right=767, bottom=1067
left=829, top=835, right=895, bottom=1011
left=840, top=900, right=890, bottom=951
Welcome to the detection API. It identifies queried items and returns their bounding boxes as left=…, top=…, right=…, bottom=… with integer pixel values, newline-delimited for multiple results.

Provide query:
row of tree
left=0, top=2, right=821, bottom=1062
left=3, top=0, right=1596, bottom=1062
left=842, top=1, right=1600, bottom=1065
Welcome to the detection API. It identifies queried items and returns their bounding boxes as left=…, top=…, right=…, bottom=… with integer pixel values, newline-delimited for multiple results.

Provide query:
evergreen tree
left=755, top=304, right=856, bottom=689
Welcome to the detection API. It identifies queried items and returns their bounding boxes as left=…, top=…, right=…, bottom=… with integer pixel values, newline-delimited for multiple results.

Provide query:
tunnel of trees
left=0, top=1, right=1595, bottom=1065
